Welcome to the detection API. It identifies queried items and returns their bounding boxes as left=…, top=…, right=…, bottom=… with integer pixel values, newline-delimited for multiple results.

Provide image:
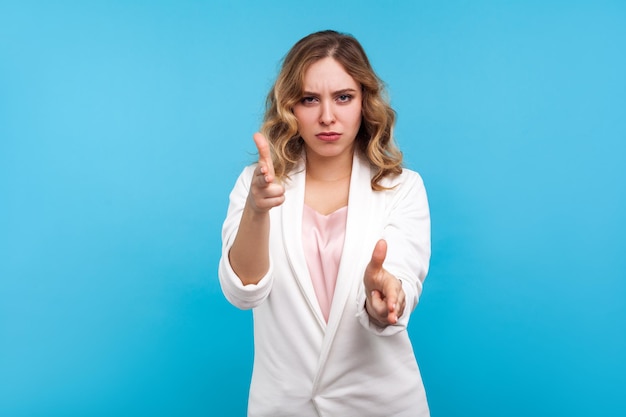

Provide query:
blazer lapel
left=315, top=153, right=376, bottom=373
left=281, top=161, right=327, bottom=330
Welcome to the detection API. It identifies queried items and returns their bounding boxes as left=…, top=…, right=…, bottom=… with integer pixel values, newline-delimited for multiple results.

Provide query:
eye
left=336, top=94, right=353, bottom=103
left=301, top=96, right=318, bottom=105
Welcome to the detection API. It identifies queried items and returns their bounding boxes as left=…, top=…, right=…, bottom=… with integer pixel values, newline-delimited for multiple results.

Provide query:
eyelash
left=300, top=94, right=353, bottom=105
left=336, top=94, right=353, bottom=103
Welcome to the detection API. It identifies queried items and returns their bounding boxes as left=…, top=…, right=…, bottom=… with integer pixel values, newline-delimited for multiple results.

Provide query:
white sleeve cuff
left=218, top=251, right=274, bottom=310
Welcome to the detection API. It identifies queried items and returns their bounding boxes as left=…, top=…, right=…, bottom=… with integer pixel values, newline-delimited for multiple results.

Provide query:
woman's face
left=293, top=57, right=362, bottom=163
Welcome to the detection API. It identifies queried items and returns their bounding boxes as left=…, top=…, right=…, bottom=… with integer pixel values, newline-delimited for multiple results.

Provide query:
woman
left=219, top=30, right=431, bottom=416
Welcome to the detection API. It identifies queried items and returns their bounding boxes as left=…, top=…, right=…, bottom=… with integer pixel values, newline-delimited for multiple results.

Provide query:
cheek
left=294, top=110, right=316, bottom=129
left=347, top=107, right=363, bottom=128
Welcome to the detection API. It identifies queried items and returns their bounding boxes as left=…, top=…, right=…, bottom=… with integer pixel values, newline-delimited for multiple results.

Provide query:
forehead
left=302, top=57, right=359, bottom=90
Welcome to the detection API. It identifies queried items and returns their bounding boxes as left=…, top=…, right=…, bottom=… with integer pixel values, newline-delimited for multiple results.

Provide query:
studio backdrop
left=1, top=1, right=624, bottom=416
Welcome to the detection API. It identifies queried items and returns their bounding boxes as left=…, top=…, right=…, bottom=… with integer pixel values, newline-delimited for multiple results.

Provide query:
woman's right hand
left=248, top=132, right=285, bottom=213
left=228, top=133, right=285, bottom=285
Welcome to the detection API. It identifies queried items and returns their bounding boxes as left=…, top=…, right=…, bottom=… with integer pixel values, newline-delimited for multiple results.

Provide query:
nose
left=319, top=101, right=335, bottom=125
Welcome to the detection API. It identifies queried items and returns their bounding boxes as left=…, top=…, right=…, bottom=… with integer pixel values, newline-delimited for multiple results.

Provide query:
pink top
left=302, top=204, right=348, bottom=323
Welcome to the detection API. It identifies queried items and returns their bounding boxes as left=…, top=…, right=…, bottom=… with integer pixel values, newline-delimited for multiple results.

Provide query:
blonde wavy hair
left=261, top=30, right=402, bottom=190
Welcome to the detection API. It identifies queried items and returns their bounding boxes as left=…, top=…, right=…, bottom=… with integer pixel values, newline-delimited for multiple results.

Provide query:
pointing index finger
left=253, top=132, right=275, bottom=179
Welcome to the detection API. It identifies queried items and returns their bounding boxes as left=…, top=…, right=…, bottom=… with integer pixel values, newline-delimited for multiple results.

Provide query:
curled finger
left=396, top=282, right=406, bottom=319
left=368, top=290, right=387, bottom=321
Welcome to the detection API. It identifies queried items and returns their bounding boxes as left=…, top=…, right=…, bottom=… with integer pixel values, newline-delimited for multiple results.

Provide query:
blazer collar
left=281, top=159, right=327, bottom=330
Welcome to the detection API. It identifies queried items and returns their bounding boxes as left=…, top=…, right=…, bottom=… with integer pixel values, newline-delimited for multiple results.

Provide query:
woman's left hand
left=363, top=239, right=406, bottom=326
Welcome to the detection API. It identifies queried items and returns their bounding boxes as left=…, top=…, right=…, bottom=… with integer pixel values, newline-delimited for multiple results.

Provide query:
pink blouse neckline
left=301, top=204, right=348, bottom=323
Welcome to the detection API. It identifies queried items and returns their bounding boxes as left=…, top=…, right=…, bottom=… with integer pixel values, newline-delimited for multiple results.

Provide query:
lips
left=316, top=132, right=341, bottom=142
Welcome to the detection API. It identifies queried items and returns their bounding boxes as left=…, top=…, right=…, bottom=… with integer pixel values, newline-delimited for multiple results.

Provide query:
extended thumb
left=369, top=239, right=387, bottom=269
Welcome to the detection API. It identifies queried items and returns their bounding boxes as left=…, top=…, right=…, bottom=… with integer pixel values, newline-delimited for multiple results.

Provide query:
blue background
left=1, top=1, right=624, bottom=416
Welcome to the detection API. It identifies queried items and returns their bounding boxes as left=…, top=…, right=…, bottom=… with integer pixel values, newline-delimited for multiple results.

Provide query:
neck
left=305, top=150, right=354, bottom=182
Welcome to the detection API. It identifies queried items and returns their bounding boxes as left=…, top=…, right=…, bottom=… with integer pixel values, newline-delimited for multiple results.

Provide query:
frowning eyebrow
left=301, top=88, right=358, bottom=96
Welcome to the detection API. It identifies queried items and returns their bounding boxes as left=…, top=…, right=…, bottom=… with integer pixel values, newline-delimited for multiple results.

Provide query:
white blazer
left=219, top=152, right=431, bottom=417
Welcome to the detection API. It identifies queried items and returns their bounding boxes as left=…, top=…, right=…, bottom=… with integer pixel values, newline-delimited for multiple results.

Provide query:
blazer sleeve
left=355, top=170, right=431, bottom=336
left=218, top=165, right=274, bottom=310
